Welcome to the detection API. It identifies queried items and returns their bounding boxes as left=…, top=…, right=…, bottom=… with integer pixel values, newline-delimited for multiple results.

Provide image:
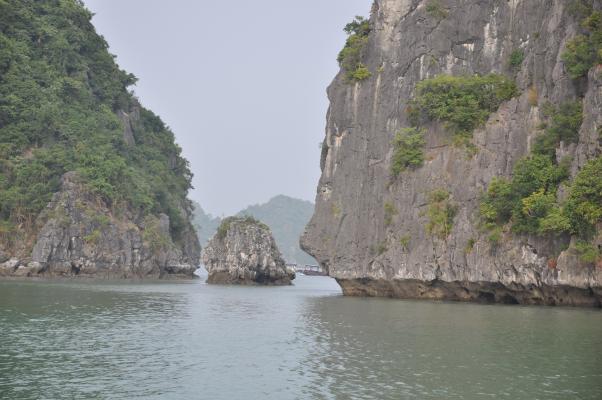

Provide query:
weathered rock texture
left=302, top=0, right=602, bottom=306
left=0, top=172, right=200, bottom=279
left=202, top=217, right=295, bottom=285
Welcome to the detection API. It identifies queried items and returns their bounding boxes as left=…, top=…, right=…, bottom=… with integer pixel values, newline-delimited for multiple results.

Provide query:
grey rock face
left=202, top=217, right=295, bottom=285
left=0, top=258, right=20, bottom=276
left=2, top=172, right=200, bottom=279
left=118, top=107, right=137, bottom=146
left=0, top=250, right=8, bottom=264
left=302, top=0, right=602, bottom=306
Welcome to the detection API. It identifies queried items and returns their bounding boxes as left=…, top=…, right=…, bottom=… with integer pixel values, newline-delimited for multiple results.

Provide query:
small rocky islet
left=201, top=216, right=295, bottom=285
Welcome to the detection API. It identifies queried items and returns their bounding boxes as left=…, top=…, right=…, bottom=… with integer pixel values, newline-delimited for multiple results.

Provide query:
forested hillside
left=0, top=0, right=193, bottom=246
left=0, top=0, right=199, bottom=277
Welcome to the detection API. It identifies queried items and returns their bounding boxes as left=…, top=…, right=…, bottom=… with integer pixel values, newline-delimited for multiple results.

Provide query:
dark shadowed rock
left=201, top=216, right=295, bottom=285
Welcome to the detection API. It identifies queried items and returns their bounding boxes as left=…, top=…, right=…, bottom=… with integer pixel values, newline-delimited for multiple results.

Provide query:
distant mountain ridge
left=192, top=196, right=317, bottom=265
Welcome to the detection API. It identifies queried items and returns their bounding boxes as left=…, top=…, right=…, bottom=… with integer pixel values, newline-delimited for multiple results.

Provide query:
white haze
left=83, top=0, right=371, bottom=216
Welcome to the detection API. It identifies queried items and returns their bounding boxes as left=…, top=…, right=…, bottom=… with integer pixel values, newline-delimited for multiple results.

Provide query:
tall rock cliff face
left=302, top=0, right=602, bottom=306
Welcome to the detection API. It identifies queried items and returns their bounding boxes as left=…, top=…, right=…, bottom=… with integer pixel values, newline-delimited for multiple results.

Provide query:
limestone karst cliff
left=0, top=1, right=200, bottom=278
left=302, top=0, right=602, bottom=306
left=202, top=217, right=295, bottom=285
left=0, top=172, right=200, bottom=278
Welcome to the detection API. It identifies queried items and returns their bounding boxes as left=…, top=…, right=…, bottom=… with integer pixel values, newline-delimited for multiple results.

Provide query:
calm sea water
left=0, top=272, right=601, bottom=400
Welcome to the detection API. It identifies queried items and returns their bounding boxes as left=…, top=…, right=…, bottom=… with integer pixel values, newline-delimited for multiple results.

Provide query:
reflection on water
left=0, top=277, right=601, bottom=400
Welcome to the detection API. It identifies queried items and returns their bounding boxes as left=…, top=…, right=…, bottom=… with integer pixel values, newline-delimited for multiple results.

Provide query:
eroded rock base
left=336, top=278, right=602, bottom=308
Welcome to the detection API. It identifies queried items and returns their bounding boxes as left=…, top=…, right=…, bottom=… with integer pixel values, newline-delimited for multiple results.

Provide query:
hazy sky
left=83, top=0, right=371, bottom=216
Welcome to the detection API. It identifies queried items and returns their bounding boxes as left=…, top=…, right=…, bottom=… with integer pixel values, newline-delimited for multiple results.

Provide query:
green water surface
left=0, top=274, right=600, bottom=399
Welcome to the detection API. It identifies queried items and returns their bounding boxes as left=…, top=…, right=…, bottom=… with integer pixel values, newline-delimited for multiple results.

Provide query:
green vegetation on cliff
left=562, top=8, right=602, bottom=79
left=565, top=156, right=602, bottom=236
left=562, top=156, right=602, bottom=266
left=574, top=240, right=602, bottom=264
left=399, top=74, right=517, bottom=163
left=480, top=99, right=602, bottom=246
left=383, top=202, right=397, bottom=226
left=425, top=189, right=457, bottom=240
left=533, top=101, right=583, bottom=158
left=425, top=1, right=448, bottom=20
left=408, top=74, right=518, bottom=138
left=480, top=155, right=571, bottom=235
left=338, top=16, right=371, bottom=82
left=0, top=0, right=193, bottom=245
left=508, top=49, right=525, bottom=71
left=391, top=127, right=426, bottom=176
left=476, top=2, right=601, bottom=263
left=216, top=216, right=268, bottom=241
left=391, top=74, right=517, bottom=177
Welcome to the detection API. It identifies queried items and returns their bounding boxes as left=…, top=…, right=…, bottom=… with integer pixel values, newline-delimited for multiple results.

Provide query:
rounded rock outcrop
left=201, top=216, right=295, bottom=285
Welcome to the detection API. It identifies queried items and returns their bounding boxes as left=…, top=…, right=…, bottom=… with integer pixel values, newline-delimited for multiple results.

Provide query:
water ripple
left=0, top=278, right=601, bottom=399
